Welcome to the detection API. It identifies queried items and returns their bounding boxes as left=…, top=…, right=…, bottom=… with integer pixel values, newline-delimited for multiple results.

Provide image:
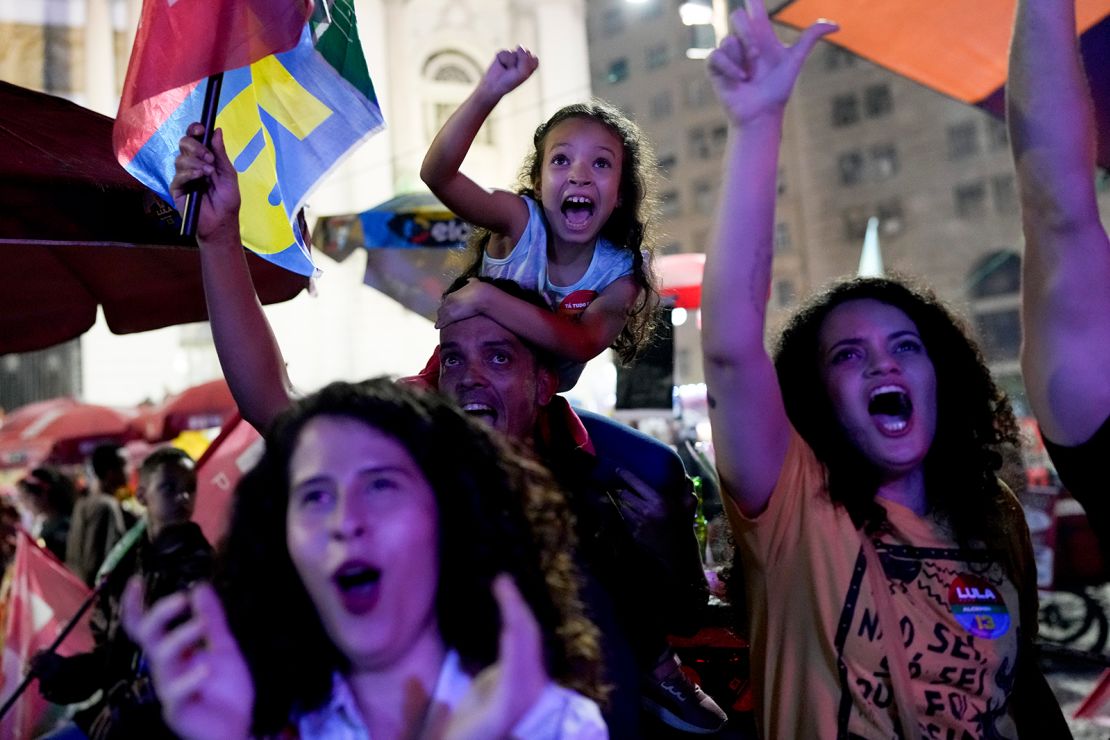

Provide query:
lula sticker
left=948, top=573, right=1010, bottom=639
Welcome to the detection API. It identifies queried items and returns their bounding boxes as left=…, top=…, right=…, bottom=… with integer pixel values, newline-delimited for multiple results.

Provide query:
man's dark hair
left=442, top=275, right=559, bottom=370
left=90, top=443, right=126, bottom=481
left=138, top=447, right=196, bottom=491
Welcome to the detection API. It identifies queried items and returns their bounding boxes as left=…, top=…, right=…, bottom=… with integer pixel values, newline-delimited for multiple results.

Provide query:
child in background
left=421, top=47, right=659, bottom=391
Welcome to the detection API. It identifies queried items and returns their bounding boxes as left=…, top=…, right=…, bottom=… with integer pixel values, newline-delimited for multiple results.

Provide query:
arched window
left=969, top=250, right=1021, bottom=298
left=968, top=250, right=1021, bottom=366
left=423, top=51, right=490, bottom=144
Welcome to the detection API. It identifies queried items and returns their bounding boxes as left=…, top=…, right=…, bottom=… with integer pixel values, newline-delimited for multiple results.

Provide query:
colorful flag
left=0, top=532, right=94, bottom=739
left=114, top=0, right=386, bottom=277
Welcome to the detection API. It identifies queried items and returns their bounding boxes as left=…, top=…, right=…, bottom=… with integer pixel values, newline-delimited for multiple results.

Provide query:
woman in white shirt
left=123, top=378, right=606, bottom=739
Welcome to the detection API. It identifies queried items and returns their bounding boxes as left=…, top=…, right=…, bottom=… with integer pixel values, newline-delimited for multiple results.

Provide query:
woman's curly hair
left=459, top=99, right=660, bottom=363
left=773, top=276, right=1020, bottom=562
left=217, top=379, right=603, bottom=734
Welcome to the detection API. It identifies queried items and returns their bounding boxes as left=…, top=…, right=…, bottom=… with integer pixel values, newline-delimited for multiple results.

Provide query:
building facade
left=585, top=0, right=1110, bottom=408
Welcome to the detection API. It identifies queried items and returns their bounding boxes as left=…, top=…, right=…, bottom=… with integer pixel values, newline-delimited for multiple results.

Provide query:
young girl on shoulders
left=421, top=47, right=659, bottom=390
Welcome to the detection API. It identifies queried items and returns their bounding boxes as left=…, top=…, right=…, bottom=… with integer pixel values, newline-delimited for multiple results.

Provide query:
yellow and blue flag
left=115, top=0, right=385, bottom=276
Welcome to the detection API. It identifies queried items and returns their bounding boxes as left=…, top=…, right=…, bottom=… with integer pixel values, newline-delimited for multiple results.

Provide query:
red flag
left=0, top=531, right=94, bottom=739
left=114, top=0, right=313, bottom=164
left=194, top=413, right=265, bottom=545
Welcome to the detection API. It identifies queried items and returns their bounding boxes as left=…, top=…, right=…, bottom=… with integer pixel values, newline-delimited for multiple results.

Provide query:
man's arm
left=1009, top=0, right=1110, bottom=445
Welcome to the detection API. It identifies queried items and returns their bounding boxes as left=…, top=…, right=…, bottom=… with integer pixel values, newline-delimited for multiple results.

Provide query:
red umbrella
left=0, top=80, right=308, bottom=354
left=133, top=379, right=237, bottom=443
left=192, top=413, right=264, bottom=545
left=658, top=252, right=705, bottom=309
left=773, top=0, right=1110, bottom=168
left=0, top=399, right=137, bottom=469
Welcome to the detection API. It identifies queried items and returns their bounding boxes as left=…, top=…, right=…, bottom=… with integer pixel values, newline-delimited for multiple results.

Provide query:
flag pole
left=0, top=521, right=148, bottom=722
left=0, top=585, right=101, bottom=721
left=181, top=72, right=225, bottom=238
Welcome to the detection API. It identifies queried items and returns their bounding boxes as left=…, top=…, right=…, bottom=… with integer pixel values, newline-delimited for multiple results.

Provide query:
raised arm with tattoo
left=702, top=1, right=835, bottom=517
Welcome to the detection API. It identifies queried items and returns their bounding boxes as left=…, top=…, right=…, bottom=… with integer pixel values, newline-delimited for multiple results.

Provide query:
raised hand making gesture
left=707, top=0, right=836, bottom=127
left=478, top=46, right=539, bottom=100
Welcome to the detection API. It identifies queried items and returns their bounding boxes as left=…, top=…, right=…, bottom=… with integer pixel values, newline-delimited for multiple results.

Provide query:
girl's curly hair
left=773, top=276, right=1020, bottom=566
left=217, top=379, right=603, bottom=734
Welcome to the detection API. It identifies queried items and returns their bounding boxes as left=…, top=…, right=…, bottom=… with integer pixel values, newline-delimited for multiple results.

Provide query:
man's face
left=138, top=463, right=196, bottom=532
left=438, top=315, right=556, bottom=442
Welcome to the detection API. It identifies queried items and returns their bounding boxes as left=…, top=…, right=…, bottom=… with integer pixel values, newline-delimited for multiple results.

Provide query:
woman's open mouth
left=333, top=561, right=382, bottom=615
left=868, top=386, right=913, bottom=434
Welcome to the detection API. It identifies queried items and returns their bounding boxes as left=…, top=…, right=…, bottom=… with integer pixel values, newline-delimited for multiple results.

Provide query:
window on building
left=838, top=150, right=864, bottom=186
left=870, top=144, right=899, bottom=180
left=864, top=84, right=893, bottom=118
left=660, top=190, right=681, bottom=218
left=775, top=279, right=798, bottom=308
left=1097, top=168, right=1110, bottom=192
left=424, top=51, right=488, bottom=144
left=970, top=251, right=1021, bottom=297
left=824, top=46, right=858, bottom=70
left=602, top=8, right=624, bottom=36
left=432, top=64, right=471, bottom=83
left=947, top=121, right=980, bottom=160
left=650, top=91, right=673, bottom=120
left=877, top=198, right=905, bottom=236
left=639, top=1, right=664, bottom=20
left=710, top=124, right=728, bottom=156
left=646, top=44, right=670, bottom=70
left=832, top=94, right=860, bottom=127
left=607, top=58, right=630, bottom=84
left=657, top=153, right=677, bottom=177
left=954, top=181, right=987, bottom=218
left=776, top=166, right=787, bottom=197
left=774, top=222, right=792, bottom=252
left=968, top=251, right=1023, bottom=363
left=692, top=179, right=715, bottom=215
left=992, top=174, right=1018, bottom=215
left=684, top=77, right=714, bottom=108
left=688, top=128, right=710, bottom=159
left=974, top=309, right=1022, bottom=364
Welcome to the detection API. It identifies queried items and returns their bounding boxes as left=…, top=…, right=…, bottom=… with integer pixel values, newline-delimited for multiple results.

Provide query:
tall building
left=585, top=0, right=1110, bottom=407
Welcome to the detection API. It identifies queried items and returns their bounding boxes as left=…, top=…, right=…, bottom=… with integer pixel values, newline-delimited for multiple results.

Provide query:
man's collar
left=536, top=396, right=595, bottom=456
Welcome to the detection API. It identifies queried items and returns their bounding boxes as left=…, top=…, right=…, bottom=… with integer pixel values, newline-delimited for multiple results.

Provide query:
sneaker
left=642, top=650, right=728, bottom=734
